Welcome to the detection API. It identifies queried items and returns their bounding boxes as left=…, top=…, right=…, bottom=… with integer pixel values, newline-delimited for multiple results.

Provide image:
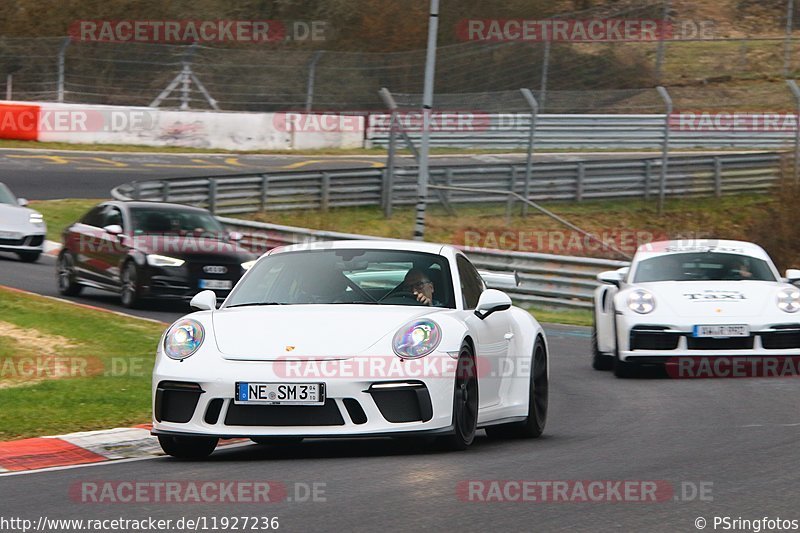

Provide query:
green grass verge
left=0, top=287, right=165, bottom=440
left=526, top=306, right=592, bottom=328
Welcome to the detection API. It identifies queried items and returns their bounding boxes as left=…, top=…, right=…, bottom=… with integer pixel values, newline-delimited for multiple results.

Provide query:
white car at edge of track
left=0, top=182, right=46, bottom=263
left=152, top=240, right=549, bottom=458
left=592, top=239, right=800, bottom=378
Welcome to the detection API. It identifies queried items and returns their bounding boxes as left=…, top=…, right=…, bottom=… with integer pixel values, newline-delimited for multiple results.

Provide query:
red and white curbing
left=0, top=425, right=246, bottom=473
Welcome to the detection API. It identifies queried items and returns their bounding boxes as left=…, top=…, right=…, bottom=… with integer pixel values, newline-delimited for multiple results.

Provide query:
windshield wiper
left=225, top=302, right=285, bottom=308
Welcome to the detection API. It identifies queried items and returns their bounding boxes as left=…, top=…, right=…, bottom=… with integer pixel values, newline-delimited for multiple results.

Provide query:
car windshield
left=129, top=207, right=226, bottom=237
left=225, top=248, right=455, bottom=308
left=0, top=183, right=17, bottom=205
left=633, top=252, right=776, bottom=282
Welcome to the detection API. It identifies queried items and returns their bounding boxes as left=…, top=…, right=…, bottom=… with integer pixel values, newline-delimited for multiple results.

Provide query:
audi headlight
left=147, top=254, right=185, bottom=267
left=392, top=319, right=442, bottom=359
left=627, top=289, right=656, bottom=314
left=241, top=260, right=257, bottom=271
left=164, top=319, right=204, bottom=360
left=777, top=287, right=800, bottom=313
left=29, top=212, right=44, bottom=226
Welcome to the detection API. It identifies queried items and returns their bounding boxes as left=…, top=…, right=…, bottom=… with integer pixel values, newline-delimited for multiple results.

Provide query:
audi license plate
left=692, top=325, right=750, bottom=338
left=235, top=382, right=325, bottom=405
left=199, top=279, right=232, bottom=290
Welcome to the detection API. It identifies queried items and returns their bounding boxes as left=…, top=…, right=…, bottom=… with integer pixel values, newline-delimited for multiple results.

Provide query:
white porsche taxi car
left=153, top=240, right=549, bottom=458
left=0, top=182, right=46, bottom=262
left=592, top=239, right=800, bottom=377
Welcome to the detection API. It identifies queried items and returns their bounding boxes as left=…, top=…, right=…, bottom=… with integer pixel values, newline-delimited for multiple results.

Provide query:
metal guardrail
left=215, top=217, right=629, bottom=309
left=367, top=114, right=800, bottom=150
left=111, top=152, right=786, bottom=216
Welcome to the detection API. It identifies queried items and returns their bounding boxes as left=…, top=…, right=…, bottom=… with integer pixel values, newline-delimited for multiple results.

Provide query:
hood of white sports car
left=634, top=280, right=779, bottom=318
left=0, top=203, right=40, bottom=231
left=212, top=304, right=445, bottom=360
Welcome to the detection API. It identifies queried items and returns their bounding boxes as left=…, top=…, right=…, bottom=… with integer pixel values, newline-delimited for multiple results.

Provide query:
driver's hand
left=414, top=290, right=432, bottom=306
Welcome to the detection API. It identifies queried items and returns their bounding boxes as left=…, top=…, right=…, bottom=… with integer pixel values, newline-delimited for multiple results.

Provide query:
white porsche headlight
left=241, top=260, right=257, bottom=271
left=164, top=319, right=204, bottom=360
left=147, top=254, right=185, bottom=267
left=777, top=288, right=800, bottom=313
left=29, top=212, right=44, bottom=226
left=628, top=289, right=656, bottom=314
left=392, top=319, right=442, bottom=359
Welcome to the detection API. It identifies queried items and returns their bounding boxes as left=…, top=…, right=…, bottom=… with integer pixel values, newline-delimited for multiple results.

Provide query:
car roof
left=635, top=239, right=771, bottom=262
left=273, top=239, right=450, bottom=256
left=109, top=200, right=211, bottom=213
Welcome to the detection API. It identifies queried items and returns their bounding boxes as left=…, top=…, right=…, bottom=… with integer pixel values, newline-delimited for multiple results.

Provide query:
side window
left=103, top=207, right=123, bottom=229
left=457, top=255, right=484, bottom=310
left=80, top=206, right=105, bottom=227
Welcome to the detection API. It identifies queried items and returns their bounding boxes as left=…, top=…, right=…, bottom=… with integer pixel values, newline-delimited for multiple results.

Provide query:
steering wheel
left=380, top=290, right=424, bottom=305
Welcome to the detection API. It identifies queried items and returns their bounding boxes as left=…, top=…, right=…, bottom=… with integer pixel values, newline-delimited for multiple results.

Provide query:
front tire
left=120, top=261, right=142, bottom=308
left=57, top=252, right=82, bottom=296
left=17, top=251, right=41, bottom=263
left=613, top=355, right=638, bottom=378
left=486, top=337, right=548, bottom=439
left=158, top=435, right=218, bottom=459
left=439, top=343, right=478, bottom=451
left=591, top=322, right=613, bottom=371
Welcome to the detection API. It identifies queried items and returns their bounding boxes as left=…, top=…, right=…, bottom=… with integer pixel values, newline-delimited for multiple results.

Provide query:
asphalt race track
left=1, top=250, right=799, bottom=531
left=1, top=149, right=798, bottom=531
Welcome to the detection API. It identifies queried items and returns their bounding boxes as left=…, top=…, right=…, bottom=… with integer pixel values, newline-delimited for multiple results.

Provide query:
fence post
left=260, top=175, right=269, bottom=211
left=208, top=179, right=217, bottom=214
left=785, top=0, right=795, bottom=77
left=305, top=51, right=324, bottom=113
left=576, top=162, right=585, bottom=202
left=655, top=0, right=671, bottom=82
left=161, top=181, right=170, bottom=202
left=320, top=172, right=330, bottom=212
left=714, top=157, right=722, bottom=197
left=644, top=160, right=652, bottom=200
left=520, top=88, right=539, bottom=216
left=539, top=40, right=550, bottom=111
left=786, top=80, right=800, bottom=183
left=656, top=86, right=673, bottom=214
left=57, top=37, right=69, bottom=102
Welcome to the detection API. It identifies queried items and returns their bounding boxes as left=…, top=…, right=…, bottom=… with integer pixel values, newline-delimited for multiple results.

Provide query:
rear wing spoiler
left=478, top=270, right=520, bottom=290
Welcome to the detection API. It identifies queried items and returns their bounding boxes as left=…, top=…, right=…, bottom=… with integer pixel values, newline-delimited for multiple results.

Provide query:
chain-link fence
left=2, top=35, right=800, bottom=112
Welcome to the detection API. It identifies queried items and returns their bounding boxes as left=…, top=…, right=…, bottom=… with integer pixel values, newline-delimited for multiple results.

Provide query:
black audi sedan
left=57, top=201, right=258, bottom=308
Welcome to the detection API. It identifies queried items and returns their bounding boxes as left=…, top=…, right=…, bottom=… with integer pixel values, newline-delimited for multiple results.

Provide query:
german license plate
left=692, top=325, right=750, bottom=338
left=235, top=382, right=325, bottom=405
left=0, top=231, right=20, bottom=239
left=199, top=279, right=232, bottom=290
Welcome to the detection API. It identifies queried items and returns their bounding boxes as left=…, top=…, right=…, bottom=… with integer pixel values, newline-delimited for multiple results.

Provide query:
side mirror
left=597, top=267, right=628, bottom=287
left=103, top=224, right=123, bottom=236
left=474, top=289, right=512, bottom=320
left=17, top=198, right=28, bottom=207
left=190, top=290, right=217, bottom=311
left=786, top=269, right=800, bottom=282
left=228, top=231, right=244, bottom=242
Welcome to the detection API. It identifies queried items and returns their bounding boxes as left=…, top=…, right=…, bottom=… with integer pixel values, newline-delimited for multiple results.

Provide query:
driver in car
left=402, top=268, right=438, bottom=306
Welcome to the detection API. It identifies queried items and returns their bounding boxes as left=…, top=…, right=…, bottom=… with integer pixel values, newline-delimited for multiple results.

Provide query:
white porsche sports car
left=0, top=182, right=46, bottom=262
left=153, top=240, right=549, bottom=458
left=593, top=239, right=800, bottom=378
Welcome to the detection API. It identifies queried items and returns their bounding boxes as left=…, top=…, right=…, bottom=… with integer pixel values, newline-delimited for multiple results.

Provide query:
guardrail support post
left=506, top=167, right=517, bottom=223
left=57, top=37, right=69, bottom=102
left=713, top=157, right=723, bottom=197
left=132, top=181, right=141, bottom=201
left=656, top=86, right=673, bottom=215
left=444, top=168, right=453, bottom=206
left=786, top=80, right=800, bottom=183
left=576, top=162, right=585, bottom=202
left=520, top=88, right=539, bottom=216
left=260, top=175, right=269, bottom=211
left=381, top=168, right=394, bottom=218
left=644, top=160, right=652, bottom=200
left=320, top=172, right=330, bottom=212
left=161, top=181, right=170, bottom=202
left=208, top=179, right=217, bottom=214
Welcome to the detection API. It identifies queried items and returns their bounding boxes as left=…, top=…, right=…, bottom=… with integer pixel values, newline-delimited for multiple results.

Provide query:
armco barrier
left=215, top=216, right=629, bottom=309
left=367, top=113, right=800, bottom=150
left=111, top=152, right=785, bottom=215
